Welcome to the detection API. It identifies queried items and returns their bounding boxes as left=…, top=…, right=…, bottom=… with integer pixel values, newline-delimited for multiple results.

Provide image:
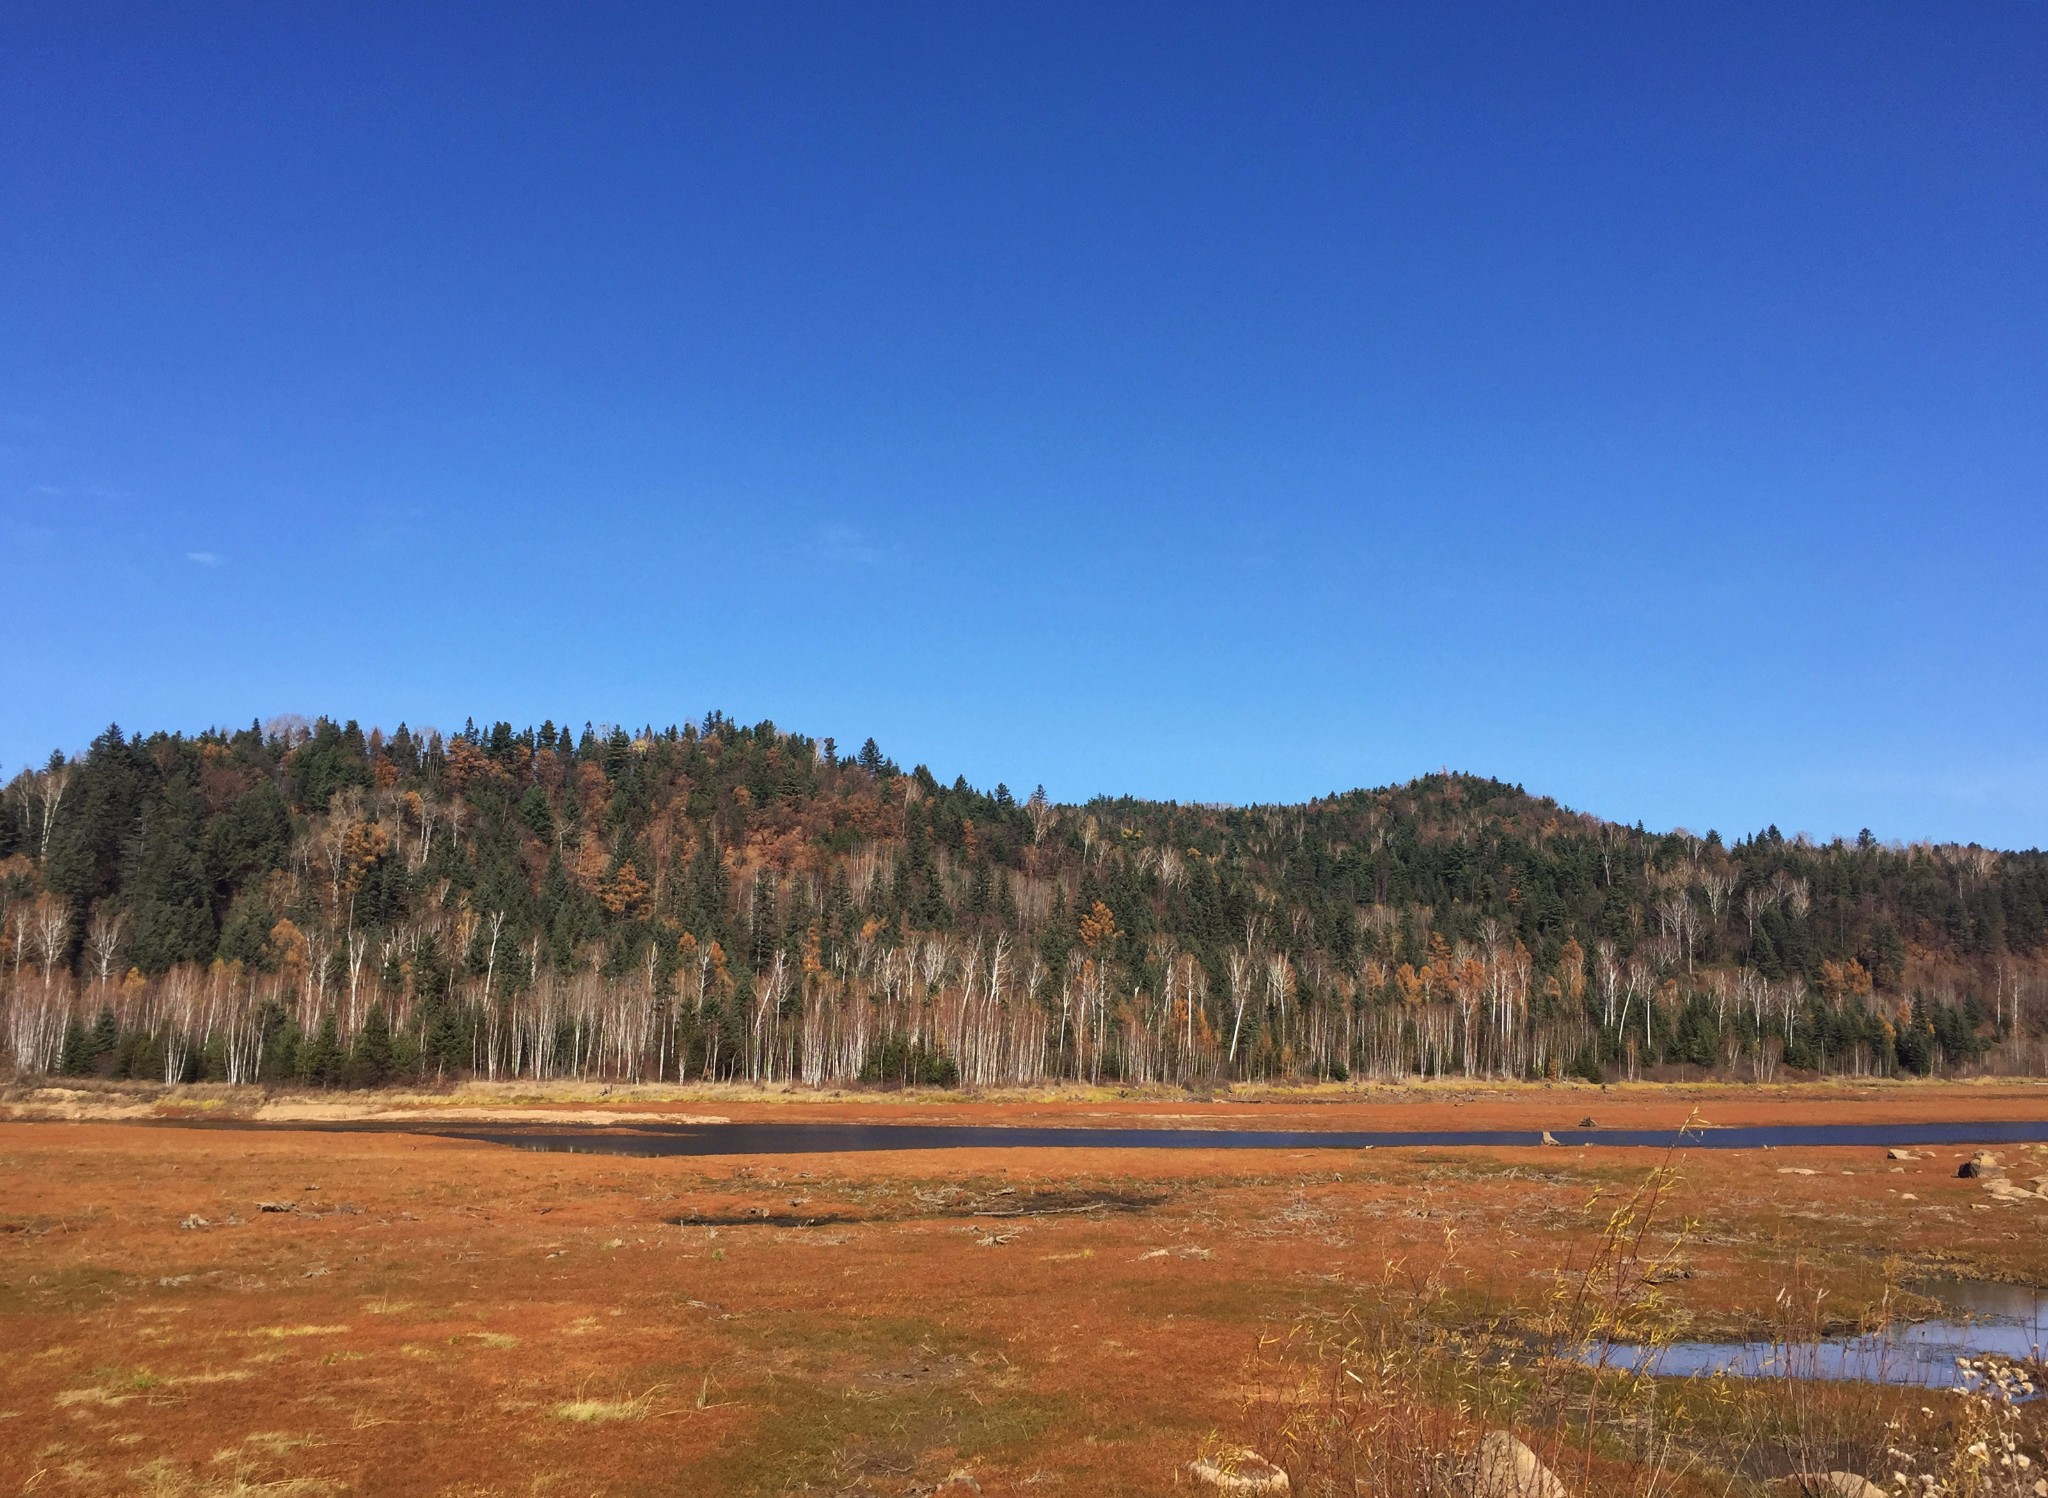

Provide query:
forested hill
left=3, top=715, right=2044, bottom=1089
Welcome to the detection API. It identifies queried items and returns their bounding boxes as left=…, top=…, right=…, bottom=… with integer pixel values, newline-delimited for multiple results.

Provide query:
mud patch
left=663, top=1209, right=867, bottom=1229
left=662, top=1186, right=1166, bottom=1230
left=850, top=1353, right=971, bottom=1392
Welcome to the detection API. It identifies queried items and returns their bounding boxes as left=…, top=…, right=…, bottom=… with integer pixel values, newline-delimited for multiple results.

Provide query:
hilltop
left=3, top=714, right=2043, bottom=1088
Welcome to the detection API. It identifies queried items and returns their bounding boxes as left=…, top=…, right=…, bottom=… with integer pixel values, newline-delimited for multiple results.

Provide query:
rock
left=1190, top=1450, right=1289, bottom=1495
left=178, top=1214, right=210, bottom=1230
left=1767, top=1473, right=1888, bottom=1498
left=1470, top=1431, right=1570, bottom=1498
left=1808, top=1474, right=1887, bottom=1498
left=1960, top=1152, right=2004, bottom=1179
left=1579, top=1117, right=1598, bottom=1129
left=1540, top=1132, right=1562, bottom=1147
left=1886, top=1149, right=1920, bottom=1161
left=257, top=1201, right=295, bottom=1213
left=1777, top=1167, right=1818, bottom=1176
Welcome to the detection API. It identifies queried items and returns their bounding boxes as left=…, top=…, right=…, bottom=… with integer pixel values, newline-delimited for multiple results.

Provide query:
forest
left=3, top=715, right=2044, bottom=1091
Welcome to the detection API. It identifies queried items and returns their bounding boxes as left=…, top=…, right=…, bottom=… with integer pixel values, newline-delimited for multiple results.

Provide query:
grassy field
left=5, top=1080, right=2048, bottom=1496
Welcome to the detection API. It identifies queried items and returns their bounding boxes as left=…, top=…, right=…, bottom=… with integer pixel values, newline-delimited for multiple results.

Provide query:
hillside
left=4, top=715, right=2044, bottom=1088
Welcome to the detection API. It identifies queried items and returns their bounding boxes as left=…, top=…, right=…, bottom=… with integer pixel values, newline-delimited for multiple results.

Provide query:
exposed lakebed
left=204, top=1114, right=2048, bottom=1388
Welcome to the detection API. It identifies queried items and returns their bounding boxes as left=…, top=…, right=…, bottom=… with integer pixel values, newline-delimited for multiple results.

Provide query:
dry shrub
left=1893, top=1353, right=2047, bottom=1498
left=1686, top=1276, right=1908, bottom=1486
left=1227, top=1151, right=2048, bottom=1498
left=1227, top=1157, right=1719, bottom=1497
left=1680, top=1274, right=2048, bottom=1495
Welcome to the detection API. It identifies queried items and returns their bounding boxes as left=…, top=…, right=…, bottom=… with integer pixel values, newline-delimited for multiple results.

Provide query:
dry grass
left=553, top=1381, right=671, bottom=1424
left=1229, top=1156, right=1694, bottom=1496
left=240, top=1325, right=350, bottom=1340
left=1227, top=1148, right=2048, bottom=1497
left=8, top=1099, right=2048, bottom=1496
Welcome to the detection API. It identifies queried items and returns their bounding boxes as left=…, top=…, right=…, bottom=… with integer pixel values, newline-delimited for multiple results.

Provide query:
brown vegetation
left=4, top=1084, right=2048, bottom=1494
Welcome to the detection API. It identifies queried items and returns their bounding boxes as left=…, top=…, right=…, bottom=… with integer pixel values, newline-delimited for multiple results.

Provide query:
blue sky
left=3, top=4, right=2044, bottom=846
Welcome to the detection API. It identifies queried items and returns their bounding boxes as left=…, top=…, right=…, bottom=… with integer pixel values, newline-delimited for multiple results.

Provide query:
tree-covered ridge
left=3, top=714, right=2044, bottom=1089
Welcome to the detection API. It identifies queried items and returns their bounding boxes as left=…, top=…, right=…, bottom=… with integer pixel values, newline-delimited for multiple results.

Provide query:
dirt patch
left=662, top=1185, right=1167, bottom=1229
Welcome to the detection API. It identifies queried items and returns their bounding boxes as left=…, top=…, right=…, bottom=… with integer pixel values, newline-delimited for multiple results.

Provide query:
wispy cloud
left=185, top=550, right=225, bottom=566
left=809, top=522, right=893, bottom=567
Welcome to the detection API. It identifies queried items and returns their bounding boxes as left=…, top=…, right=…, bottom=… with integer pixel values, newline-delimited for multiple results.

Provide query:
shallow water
left=405, top=1118, right=2048, bottom=1156
left=1600, top=1281, right=2048, bottom=1387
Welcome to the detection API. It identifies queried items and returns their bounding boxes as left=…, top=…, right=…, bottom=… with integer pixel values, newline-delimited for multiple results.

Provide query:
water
left=1599, top=1280, right=2048, bottom=1388
left=386, top=1118, right=2048, bottom=1157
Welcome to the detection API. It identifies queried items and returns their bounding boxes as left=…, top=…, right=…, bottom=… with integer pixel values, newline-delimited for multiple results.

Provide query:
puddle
left=1600, top=1280, right=2048, bottom=1387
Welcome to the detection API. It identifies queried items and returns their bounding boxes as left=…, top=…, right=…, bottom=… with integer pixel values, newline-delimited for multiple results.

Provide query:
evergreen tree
left=350, top=1005, right=394, bottom=1087
left=300, top=1013, right=344, bottom=1088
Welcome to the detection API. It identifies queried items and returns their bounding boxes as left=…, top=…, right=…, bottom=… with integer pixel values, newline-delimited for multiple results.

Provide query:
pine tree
left=350, top=1005, right=393, bottom=1087
left=301, top=1013, right=344, bottom=1088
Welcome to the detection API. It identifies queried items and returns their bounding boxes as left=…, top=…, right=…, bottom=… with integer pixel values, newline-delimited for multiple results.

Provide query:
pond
left=1599, top=1280, right=2048, bottom=1388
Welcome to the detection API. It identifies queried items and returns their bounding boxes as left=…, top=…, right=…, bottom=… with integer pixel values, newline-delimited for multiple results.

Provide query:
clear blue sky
left=3, top=4, right=2044, bottom=847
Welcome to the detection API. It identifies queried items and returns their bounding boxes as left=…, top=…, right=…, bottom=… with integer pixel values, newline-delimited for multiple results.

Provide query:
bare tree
left=1768, top=870, right=1807, bottom=918
left=30, top=894, right=71, bottom=994
left=25, top=763, right=70, bottom=860
left=85, top=907, right=128, bottom=988
left=481, top=910, right=505, bottom=1007
left=1225, top=949, right=1254, bottom=1066
left=346, top=929, right=370, bottom=1033
left=1026, top=785, right=1056, bottom=846
left=1741, top=885, right=1773, bottom=958
left=1783, top=878, right=1811, bottom=921
left=9, top=901, right=31, bottom=979
left=1265, top=953, right=1295, bottom=1055
left=1699, top=867, right=1734, bottom=925
left=1595, top=939, right=1620, bottom=1028
left=1656, top=891, right=1699, bottom=974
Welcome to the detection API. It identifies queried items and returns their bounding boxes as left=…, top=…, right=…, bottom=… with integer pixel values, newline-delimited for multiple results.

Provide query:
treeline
left=3, top=714, right=2044, bottom=1091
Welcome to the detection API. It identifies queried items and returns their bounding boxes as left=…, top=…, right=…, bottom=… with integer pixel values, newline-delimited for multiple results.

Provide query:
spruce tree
left=351, top=1006, right=393, bottom=1087
left=301, top=1013, right=343, bottom=1088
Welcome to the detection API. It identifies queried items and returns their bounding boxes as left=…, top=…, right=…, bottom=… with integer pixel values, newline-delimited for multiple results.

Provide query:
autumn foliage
left=1, top=714, right=2044, bottom=1088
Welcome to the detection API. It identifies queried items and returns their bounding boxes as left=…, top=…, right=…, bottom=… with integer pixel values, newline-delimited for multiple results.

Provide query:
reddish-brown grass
left=4, top=1082, right=2047, bottom=1495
